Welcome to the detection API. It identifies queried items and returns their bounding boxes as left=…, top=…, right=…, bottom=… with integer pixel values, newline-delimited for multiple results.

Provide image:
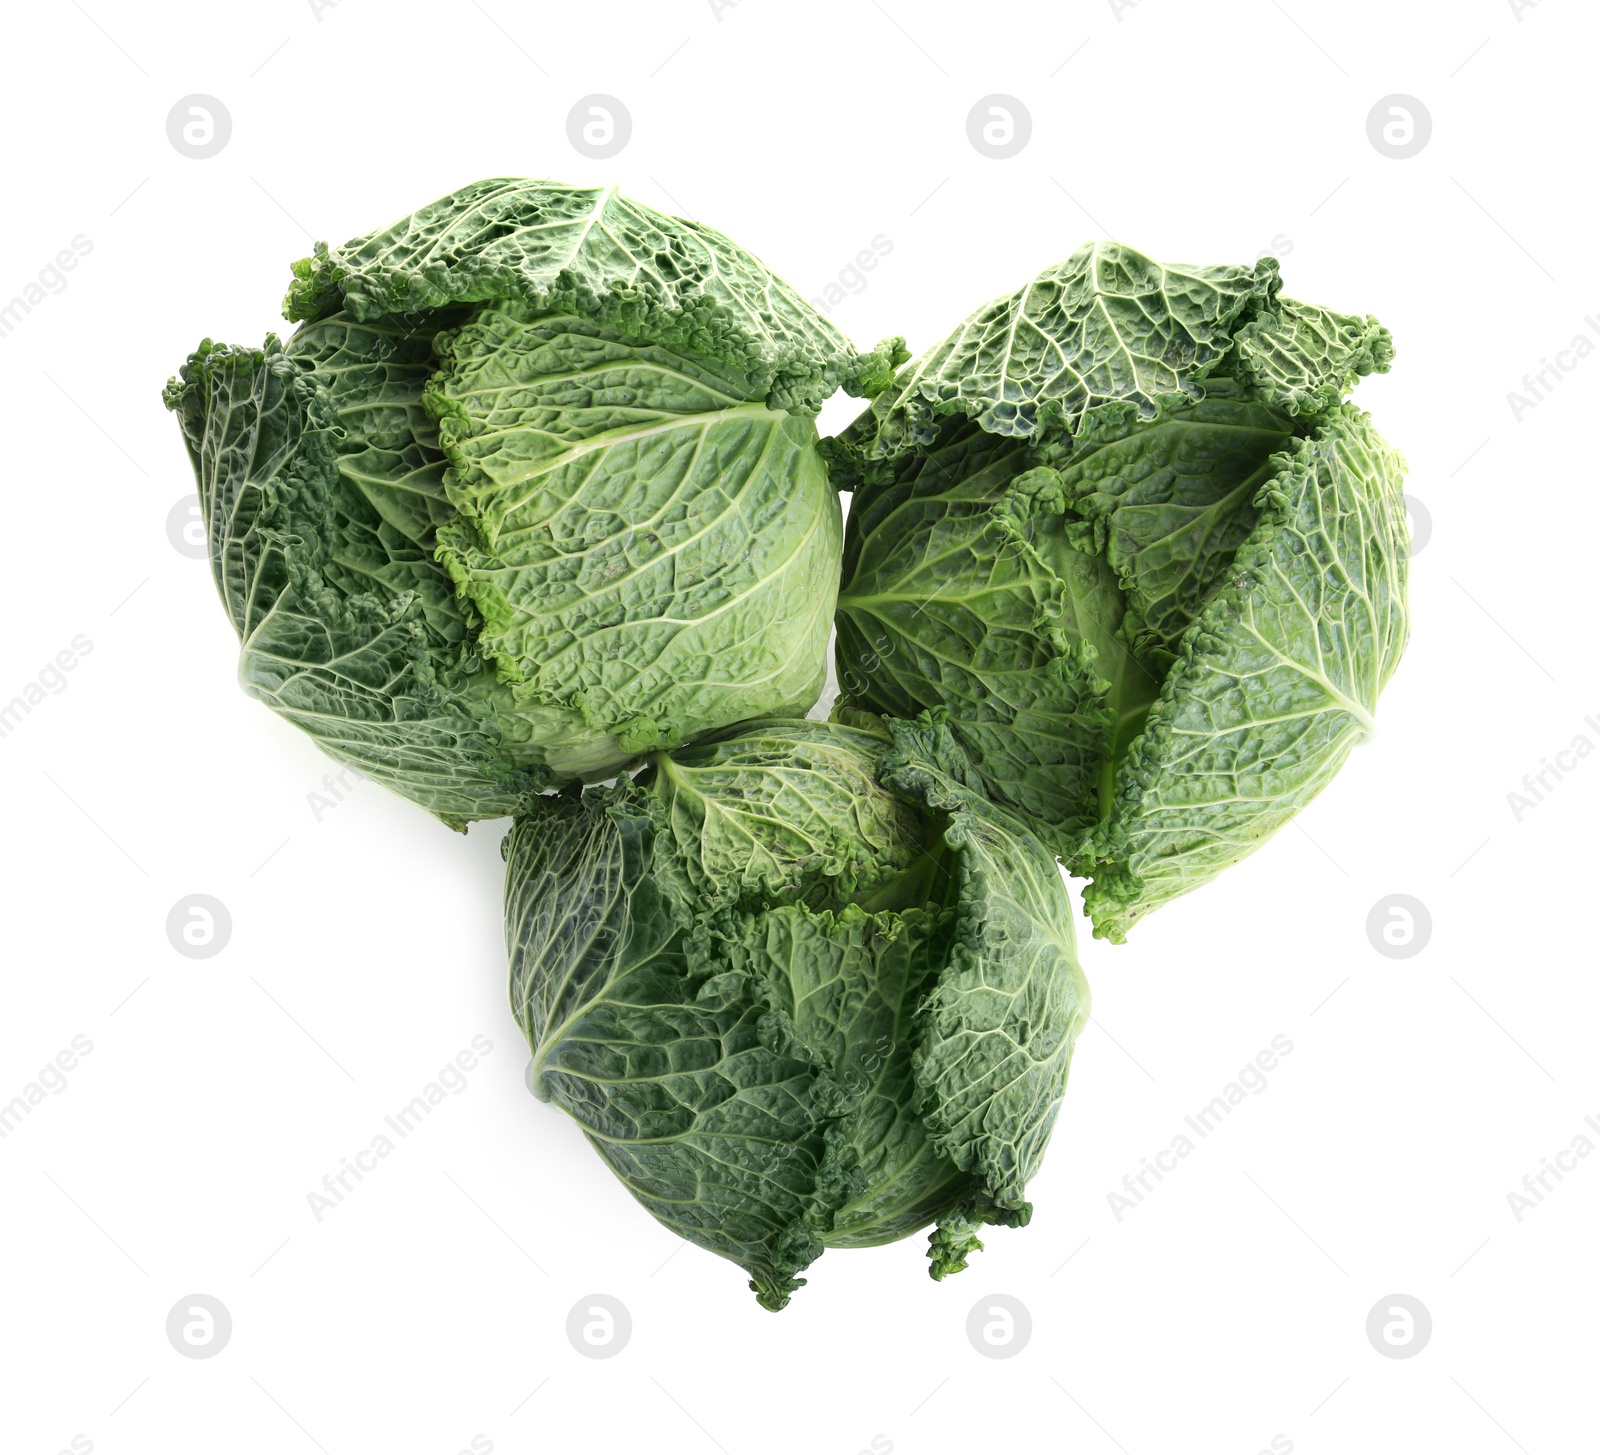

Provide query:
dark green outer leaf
left=505, top=787, right=826, bottom=1309
left=835, top=420, right=1143, bottom=844
left=163, top=327, right=549, bottom=827
left=1046, top=394, right=1299, bottom=660
left=1082, top=406, right=1409, bottom=940
left=880, top=716, right=1091, bottom=1210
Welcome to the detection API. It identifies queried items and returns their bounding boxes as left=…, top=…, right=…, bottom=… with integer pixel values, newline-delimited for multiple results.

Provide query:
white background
left=0, top=2, right=1593, bottom=1452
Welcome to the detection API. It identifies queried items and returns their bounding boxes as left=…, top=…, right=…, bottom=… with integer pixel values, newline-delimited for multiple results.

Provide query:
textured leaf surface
left=721, top=904, right=974, bottom=1248
left=1046, top=394, right=1297, bottom=658
left=835, top=420, right=1132, bottom=840
left=168, top=182, right=879, bottom=818
left=1083, top=406, right=1409, bottom=939
left=163, top=325, right=553, bottom=826
left=879, top=717, right=1091, bottom=1209
left=282, top=178, right=879, bottom=410
left=644, top=717, right=932, bottom=913
left=505, top=732, right=972, bottom=1309
left=505, top=787, right=827, bottom=1309
left=429, top=309, right=841, bottom=756
left=506, top=718, right=1091, bottom=1306
left=827, top=245, right=1405, bottom=933
left=840, top=242, right=1277, bottom=456
left=1230, top=296, right=1395, bottom=417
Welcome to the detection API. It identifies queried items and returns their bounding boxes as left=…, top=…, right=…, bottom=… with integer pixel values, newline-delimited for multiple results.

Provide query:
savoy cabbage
left=505, top=713, right=1089, bottom=1309
left=831, top=242, right=1407, bottom=941
left=165, top=180, right=901, bottom=827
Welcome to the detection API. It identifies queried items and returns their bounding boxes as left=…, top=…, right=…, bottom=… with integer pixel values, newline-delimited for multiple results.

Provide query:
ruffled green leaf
left=641, top=718, right=934, bottom=914
left=1082, top=406, right=1409, bottom=940
left=1039, top=393, right=1298, bottom=660
left=427, top=308, right=841, bottom=757
left=169, top=182, right=888, bottom=819
left=722, top=902, right=976, bottom=1252
left=162, top=327, right=553, bottom=827
left=879, top=715, right=1092, bottom=1211
left=835, top=417, right=1156, bottom=845
left=838, top=242, right=1280, bottom=457
left=282, top=178, right=882, bottom=411
left=1228, top=295, right=1395, bottom=417
left=827, top=244, right=1406, bottom=934
left=507, top=785, right=828, bottom=1311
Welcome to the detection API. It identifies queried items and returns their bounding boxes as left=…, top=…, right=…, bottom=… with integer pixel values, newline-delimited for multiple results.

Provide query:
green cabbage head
left=505, top=714, right=1089, bottom=1309
left=830, top=242, right=1408, bottom=940
left=163, top=180, right=902, bottom=827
